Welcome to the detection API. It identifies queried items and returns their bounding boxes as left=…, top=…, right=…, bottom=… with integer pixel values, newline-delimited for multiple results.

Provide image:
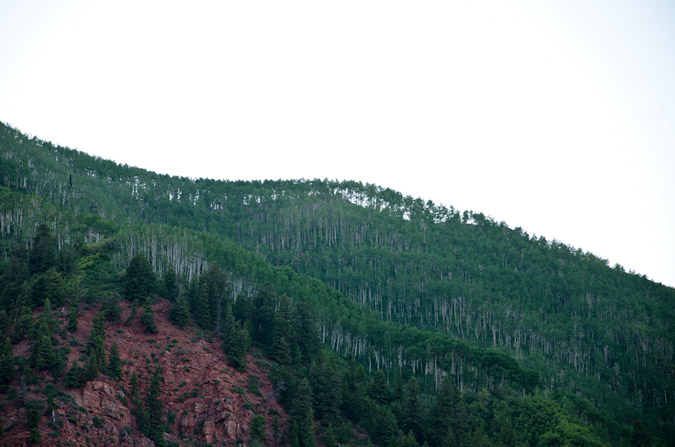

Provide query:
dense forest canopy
left=0, top=121, right=673, bottom=446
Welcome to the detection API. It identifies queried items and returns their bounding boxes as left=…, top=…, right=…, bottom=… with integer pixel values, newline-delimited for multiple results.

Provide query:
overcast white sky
left=1, top=1, right=674, bottom=287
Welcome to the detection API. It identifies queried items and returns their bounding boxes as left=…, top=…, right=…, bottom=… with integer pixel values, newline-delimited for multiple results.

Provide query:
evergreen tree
left=162, top=265, right=179, bottom=301
left=144, top=367, right=166, bottom=447
left=103, top=293, right=122, bottom=323
left=141, top=297, right=158, bottom=334
left=63, top=361, right=85, bottom=388
left=204, top=262, right=229, bottom=332
left=124, top=299, right=139, bottom=325
left=226, top=322, right=249, bottom=371
left=169, top=295, right=190, bottom=327
left=371, top=369, right=390, bottom=405
left=0, top=310, right=8, bottom=336
left=194, top=275, right=212, bottom=329
left=29, top=223, right=55, bottom=275
left=324, top=423, right=337, bottom=447
left=124, top=253, right=155, bottom=302
left=29, top=325, right=55, bottom=371
left=107, top=341, right=122, bottom=380
left=427, top=377, right=467, bottom=446
left=11, top=306, right=33, bottom=343
left=309, top=354, right=342, bottom=423
left=66, top=301, right=79, bottom=332
left=630, top=421, right=651, bottom=447
left=86, top=311, right=106, bottom=372
left=250, top=414, right=267, bottom=442
left=271, top=294, right=292, bottom=366
left=83, top=352, right=99, bottom=381
left=404, top=376, right=423, bottom=442
left=0, top=338, right=14, bottom=392
left=296, top=301, right=320, bottom=364
left=290, top=419, right=300, bottom=447
left=253, top=282, right=276, bottom=345
left=0, top=246, right=29, bottom=312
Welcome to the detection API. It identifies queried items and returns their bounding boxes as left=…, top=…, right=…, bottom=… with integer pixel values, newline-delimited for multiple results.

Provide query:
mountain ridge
left=1, top=121, right=673, bottom=445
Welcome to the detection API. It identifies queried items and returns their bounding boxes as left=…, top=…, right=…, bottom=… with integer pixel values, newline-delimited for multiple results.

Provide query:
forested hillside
left=0, top=121, right=673, bottom=446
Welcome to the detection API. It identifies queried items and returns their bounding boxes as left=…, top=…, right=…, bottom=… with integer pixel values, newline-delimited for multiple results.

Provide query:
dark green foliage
left=26, top=400, right=41, bottom=444
left=168, top=295, right=190, bottom=327
left=403, top=377, right=423, bottom=442
left=370, top=369, right=390, bottom=405
left=142, top=367, right=166, bottom=447
left=162, top=265, right=179, bottom=301
left=0, top=337, right=14, bottom=392
left=141, top=297, right=158, bottom=334
left=324, top=423, right=337, bottom=447
left=427, top=377, right=467, bottom=446
left=29, top=323, right=57, bottom=371
left=250, top=414, right=266, bottom=441
left=225, top=321, right=249, bottom=371
left=11, top=306, right=34, bottom=343
left=103, top=293, right=122, bottom=323
left=66, top=301, right=79, bottom=332
left=1, top=123, right=672, bottom=445
left=124, top=253, right=155, bottom=302
left=271, top=294, right=292, bottom=366
left=107, top=341, right=122, bottom=380
left=0, top=310, right=9, bottom=335
left=309, top=354, right=342, bottom=423
left=125, top=298, right=139, bottom=325
left=63, top=361, right=85, bottom=388
left=0, top=246, right=29, bottom=313
left=295, top=302, right=320, bottom=364
left=253, top=282, right=276, bottom=345
left=85, top=310, right=106, bottom=377
left=29, top=223, right=56, bottom=275
left=630, top=421, right=651, bottom=447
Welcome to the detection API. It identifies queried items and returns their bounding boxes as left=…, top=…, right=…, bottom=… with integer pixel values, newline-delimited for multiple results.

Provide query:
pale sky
left=1, top=1, right=674, bottom=287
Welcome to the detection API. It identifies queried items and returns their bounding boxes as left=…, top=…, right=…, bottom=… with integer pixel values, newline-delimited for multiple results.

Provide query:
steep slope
left=1, top=121, right=673, bottom=444
left=0, top=299, right=285, bottom=447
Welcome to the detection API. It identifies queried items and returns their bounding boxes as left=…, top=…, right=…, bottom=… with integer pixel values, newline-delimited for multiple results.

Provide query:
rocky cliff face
left=0, top=299, right=287, bottom=447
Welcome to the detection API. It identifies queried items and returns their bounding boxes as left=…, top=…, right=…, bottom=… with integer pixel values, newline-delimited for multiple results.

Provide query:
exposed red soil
left=0, top=298, right=288, bottom=447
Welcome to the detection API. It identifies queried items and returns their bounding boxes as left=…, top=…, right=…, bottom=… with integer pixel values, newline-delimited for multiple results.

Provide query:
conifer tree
left=66, top=301, right=79, bottom=332
left=107, top=342, right=122, bottom=380
left=404, top=376, right=423, bottom=442
left=290, top=419, right=300, bottom=447
left=324, top=423, right=337, bottom=447
left=29, top=223, right=55, bottom=275
left=103, top=294, right=122, bottom=323
left=86, top=311, right=106, bottom=372
left=141, top=297, right=158, bottom=334
left=144, top=367, right=166, bottom=447
left=194, top=275, right=212, bottom=329
left=226, top=322, right=249, bottom=371
left=0, top=310, right=8, bottom=336
left=124, top=253, right=155, bottom=302
left=296, top=302, right=320, bottom=364
left=371, top=369, right=390, bottom=405
left=162, top=265, right=179, bottom=301
left=250, top=414, right=266, bottom=442
left=11, top=306, right=33, bottom=343
left=253, top=282, right=276, bottom=345
left=63, top=361, right=85, bottom=388
left=271, top=294, right=292, bottom=366
left=169, top=295, right=190, bottom=327
left=0, top=246, right=29, bottom=313
left=0, top=338, right=14, bottom=392
left=427, top=377, right=466, bottom=446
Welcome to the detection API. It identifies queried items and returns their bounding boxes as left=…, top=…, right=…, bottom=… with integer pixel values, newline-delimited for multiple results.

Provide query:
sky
left=1, top=1, right=674, bottom=287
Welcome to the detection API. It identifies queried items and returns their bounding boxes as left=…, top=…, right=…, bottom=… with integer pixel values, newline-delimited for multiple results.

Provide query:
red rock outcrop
left=0, top=299, right=287, bottom=446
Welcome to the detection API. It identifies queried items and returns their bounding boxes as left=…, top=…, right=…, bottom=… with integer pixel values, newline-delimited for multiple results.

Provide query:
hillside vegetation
left=0, top=121, right=673, bottom=446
